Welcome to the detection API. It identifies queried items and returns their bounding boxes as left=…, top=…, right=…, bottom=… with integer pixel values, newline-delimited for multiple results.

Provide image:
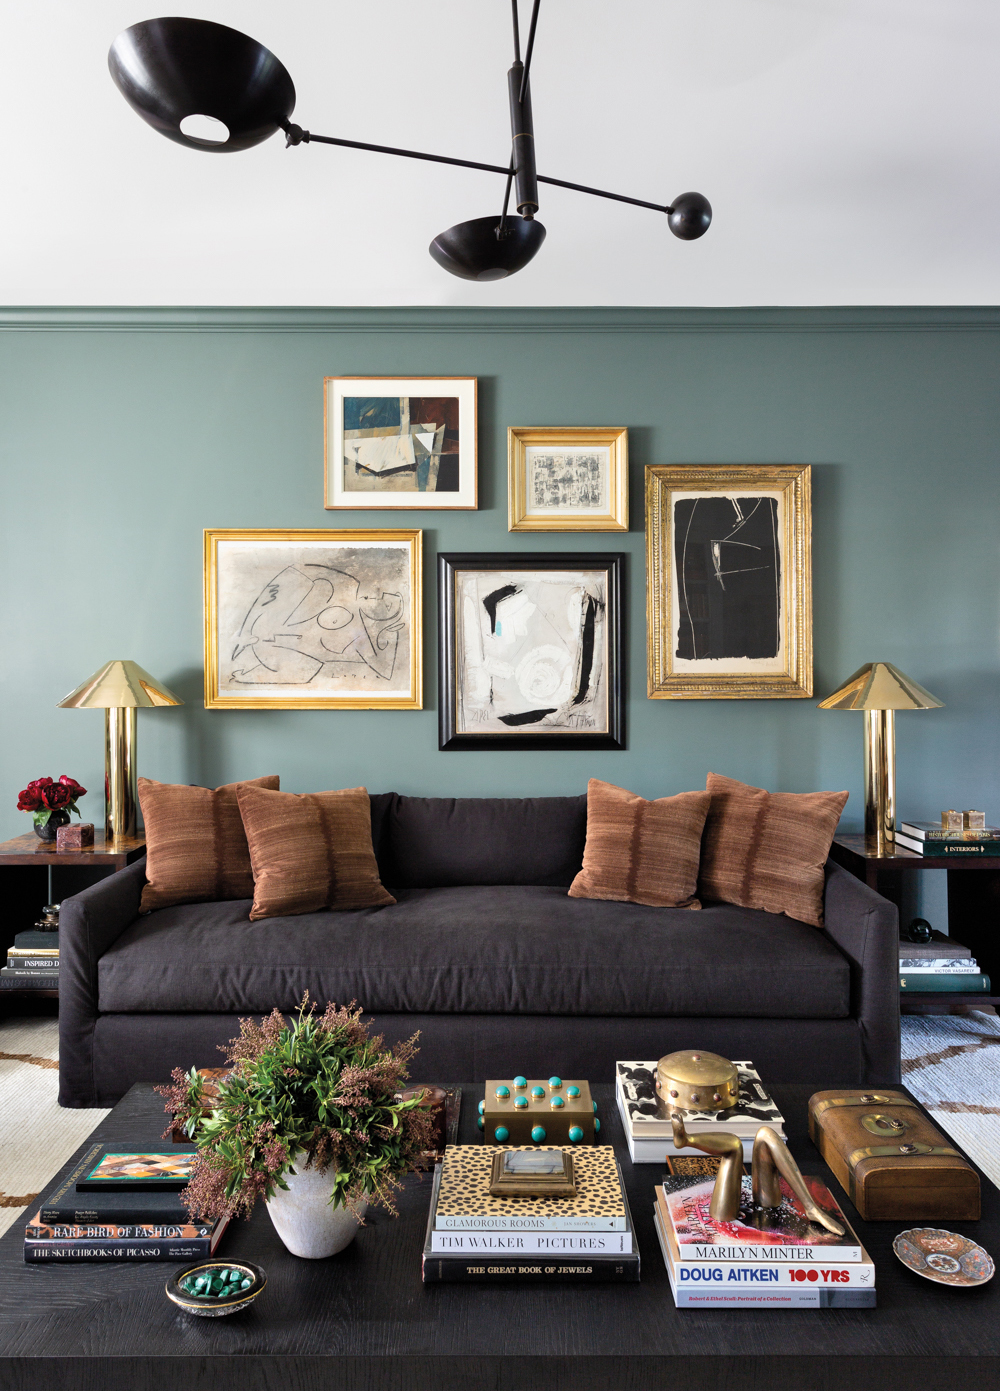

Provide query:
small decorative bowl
left=893, top=1229, right=994, bottom=1288
left=165, top=1259, right=266, bottom=1317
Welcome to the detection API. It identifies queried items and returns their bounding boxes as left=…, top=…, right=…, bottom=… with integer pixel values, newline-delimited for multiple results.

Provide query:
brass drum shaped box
left=480, top=1079, right=596, bottom=1146
left=655, top=1051, right=739, bottom=1112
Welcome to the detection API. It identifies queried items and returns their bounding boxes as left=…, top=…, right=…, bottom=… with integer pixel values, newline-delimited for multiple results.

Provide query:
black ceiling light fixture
left=108, top=4, right=712, bottom=282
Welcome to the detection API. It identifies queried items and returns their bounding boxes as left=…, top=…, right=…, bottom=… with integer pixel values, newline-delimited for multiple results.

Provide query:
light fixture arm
left=518, top=0, right=542, bottom=103
left=279, top=119, right=677, bottom=216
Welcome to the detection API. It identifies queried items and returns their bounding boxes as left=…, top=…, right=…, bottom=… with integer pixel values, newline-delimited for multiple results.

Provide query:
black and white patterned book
left=615, top=1061, right=784, bottom=1139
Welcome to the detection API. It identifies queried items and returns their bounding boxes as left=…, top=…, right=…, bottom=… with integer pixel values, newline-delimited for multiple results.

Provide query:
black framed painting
left=438, top=552, right=625, bottom=750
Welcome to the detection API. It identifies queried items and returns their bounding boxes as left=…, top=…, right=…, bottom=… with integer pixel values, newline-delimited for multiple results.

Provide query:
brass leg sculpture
left=670, top=1117, right=845, bottom=1235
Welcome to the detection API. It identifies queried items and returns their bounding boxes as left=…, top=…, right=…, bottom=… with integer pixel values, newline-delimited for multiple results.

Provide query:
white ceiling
left=3, top=1, right=998, bottom=306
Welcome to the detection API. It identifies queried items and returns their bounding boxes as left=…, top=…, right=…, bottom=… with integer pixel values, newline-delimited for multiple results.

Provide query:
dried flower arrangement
left=157, top=997, right=435, bottom=1223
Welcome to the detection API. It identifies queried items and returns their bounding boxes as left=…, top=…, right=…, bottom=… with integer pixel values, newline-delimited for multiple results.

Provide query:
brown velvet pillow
left=236, top=784, right=395, bottom=920
left=138, top=774, right=280, bottom=913
left=698, top=772, right=849, bottom=927
left=568, top=779, right=710, bottom=909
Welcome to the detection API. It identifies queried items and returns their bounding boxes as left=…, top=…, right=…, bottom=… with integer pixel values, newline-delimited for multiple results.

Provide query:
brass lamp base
left=864, top=708, right=895, bottom=853
left=105, top=706, right=137, bottom=840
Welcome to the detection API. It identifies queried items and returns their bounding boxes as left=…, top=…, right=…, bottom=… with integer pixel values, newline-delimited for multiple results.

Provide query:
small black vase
left=33, top=809, right=71, bottom=842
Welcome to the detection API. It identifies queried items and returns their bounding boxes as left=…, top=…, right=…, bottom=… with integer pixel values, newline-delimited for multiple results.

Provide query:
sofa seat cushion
left=98, top=886, right=850, bottom=1020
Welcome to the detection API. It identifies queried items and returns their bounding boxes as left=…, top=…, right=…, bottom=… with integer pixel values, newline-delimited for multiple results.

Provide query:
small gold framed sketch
left=508, top=426, right=628, bottom=532
left=646, top=464, right=812, bottom=700
left=204, top=528, right=422, bottom=710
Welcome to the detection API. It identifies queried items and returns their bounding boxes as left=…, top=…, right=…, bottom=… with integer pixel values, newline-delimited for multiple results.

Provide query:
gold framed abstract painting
left=645, top=464, right=812, bottom=700
left=204, top=529, right=422, bottom=710
left=324, top=376, right=477, bottom=509
left=507, top=426, right=628, bottom=532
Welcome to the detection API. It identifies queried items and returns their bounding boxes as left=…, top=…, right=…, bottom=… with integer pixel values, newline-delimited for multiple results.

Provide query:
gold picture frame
left=324, top=377, right=477, bottom=510
left=646, top=465, right=812, bottom=699
left=204, top=528, right=422, bottom=710
left=507, top=426, right=628, bottom=532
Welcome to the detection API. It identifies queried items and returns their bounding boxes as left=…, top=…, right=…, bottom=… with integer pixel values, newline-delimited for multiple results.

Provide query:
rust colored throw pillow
left=568, top=779, right=710, bottom=909
left=698, top=772, right=849, bottom=928
left=138, top=775, right=280, bottom=913
left=236, top=784, right=395, bottom=920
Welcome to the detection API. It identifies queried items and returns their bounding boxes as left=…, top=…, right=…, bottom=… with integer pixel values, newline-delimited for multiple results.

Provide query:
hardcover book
left=661, top=1172, right=863, bottom=1263
left=616, top=1061, right=784, bottom=1138
left=12, top=930, right=59, bottom=950
left=41, top=1144, right=199, bottom=1225
left=434, top=1145, right=626, bottom=1231
left=76, top=1152, right=197, bottom=1192
left=897, top=930, right=971, bottom=959
left=23, top=1216, right=229, bottom=1264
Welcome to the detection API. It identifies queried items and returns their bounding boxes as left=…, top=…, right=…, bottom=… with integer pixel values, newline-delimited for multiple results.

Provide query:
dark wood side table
left=830, top=833, right=1000, bottom=1007
left=0, top=831, right=145, bottom=1004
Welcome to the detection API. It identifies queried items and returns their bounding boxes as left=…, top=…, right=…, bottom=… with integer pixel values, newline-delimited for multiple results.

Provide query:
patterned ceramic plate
left=893, top=1228, right=994, bottom=1288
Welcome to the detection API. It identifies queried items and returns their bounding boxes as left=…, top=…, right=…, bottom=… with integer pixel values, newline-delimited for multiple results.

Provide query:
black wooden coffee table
left=0, top=1082, right=996, bottom=1391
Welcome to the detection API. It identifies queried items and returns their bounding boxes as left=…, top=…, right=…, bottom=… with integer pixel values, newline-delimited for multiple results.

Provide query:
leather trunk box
left=808, top=1089, right=980, bottom=1222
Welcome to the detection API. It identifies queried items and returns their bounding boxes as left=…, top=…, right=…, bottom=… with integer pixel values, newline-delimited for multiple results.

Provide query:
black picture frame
left=438, top=552, right=626, bottom=751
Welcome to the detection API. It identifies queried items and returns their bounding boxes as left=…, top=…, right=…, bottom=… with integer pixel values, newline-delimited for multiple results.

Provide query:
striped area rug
left=900, top=1010, right=1000, bottom=1192
left=0, top=1017, right=109, bottom=1238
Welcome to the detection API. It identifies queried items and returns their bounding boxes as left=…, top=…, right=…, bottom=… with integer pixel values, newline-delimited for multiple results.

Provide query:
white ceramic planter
left=265, top=1155, right=367, bottom=1259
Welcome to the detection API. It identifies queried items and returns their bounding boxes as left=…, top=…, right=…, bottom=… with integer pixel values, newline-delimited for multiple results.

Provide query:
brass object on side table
left=655, top=1050, right=739, bottom=1111
left=669, top=1114, right=845, bottom=1235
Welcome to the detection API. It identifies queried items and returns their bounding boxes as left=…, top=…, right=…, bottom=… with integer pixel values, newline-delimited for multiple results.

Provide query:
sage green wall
left=2, top=309, right=998, bottom=886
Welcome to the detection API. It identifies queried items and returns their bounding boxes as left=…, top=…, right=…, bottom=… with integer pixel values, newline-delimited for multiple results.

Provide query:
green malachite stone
left=568, top=1126, right=584, bottom=1143
left=548, top=1076, right=562, bottom=1088
left=478, top=1099, right=485, bottom=1114
left=494, top=1125, right=510, bottom=1142
left=550, top=1095, right=565, bottom=1109
left=495, top=1084, right=511, bottom=1099
left=531, top=1125, right=546, bottom=1142
left=567, top=1085, right=581, bottom=1098
left=513, top=1075, right=527, bottom=1088
left=477, top=1115, right=484, bottom=1129
left=531, top=1085, right=545, bottom=1099
left=514, top=1095, right=528, bottom=1108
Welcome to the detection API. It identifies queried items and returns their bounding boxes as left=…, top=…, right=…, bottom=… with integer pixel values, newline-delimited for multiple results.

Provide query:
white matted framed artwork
left=507, top=426, right=628, bottom=532
left=645, top=464, right=812, bottom=700
left=324, top=376, right=477, bottom=509
left=204, top=528, right=422, bottom=710
left=438, top=551, right=625, bottom=750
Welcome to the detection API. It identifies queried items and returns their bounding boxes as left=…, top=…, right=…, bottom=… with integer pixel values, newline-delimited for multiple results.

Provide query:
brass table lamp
left=57, top=661, right=183, bottom=840
left=818, top=662, right=943, bottom=853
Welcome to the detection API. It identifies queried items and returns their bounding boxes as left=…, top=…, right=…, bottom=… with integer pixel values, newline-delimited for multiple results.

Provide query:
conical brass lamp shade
left=57, top=661, right=183, bottom=841
left=818, top=662, right=944, bottom=852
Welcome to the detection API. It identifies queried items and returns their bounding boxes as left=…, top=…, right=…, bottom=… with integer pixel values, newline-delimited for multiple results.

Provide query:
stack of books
left=422, top=1145, right=639, bottom=1283
left=616, top=1061, right=785, bottom=1163
left=895, top=821, right=1000, bottom=857
left=899, top=929, right=990, bottom=994
left=1, top=929, right=59, bottom=991
left=653, top=1168, right=876, bottom=1308
left=24, top=1144, right=228, bottom=1263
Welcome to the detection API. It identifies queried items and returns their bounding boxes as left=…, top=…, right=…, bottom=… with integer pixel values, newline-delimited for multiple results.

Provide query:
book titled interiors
left=76, top=1153, right=197, bottom=1192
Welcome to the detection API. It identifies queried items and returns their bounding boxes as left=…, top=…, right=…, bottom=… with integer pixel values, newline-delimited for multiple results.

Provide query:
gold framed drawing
left=507, top=426, right=628, bottom=532
left=646, top=464, right=812, bottom=700
left=324, top=376, right=477, bottom=510
left=204, top=528, right=422, bottom=710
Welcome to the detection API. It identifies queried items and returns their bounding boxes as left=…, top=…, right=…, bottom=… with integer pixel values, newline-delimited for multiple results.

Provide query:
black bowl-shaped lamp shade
left=429, top=215, right=546, bottom=281
left=108, top=17, right=295, bottom=152
left=667, top=192, right=712, bottom=240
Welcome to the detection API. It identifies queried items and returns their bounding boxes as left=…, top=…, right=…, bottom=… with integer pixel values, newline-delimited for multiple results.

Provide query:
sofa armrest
left=58, top=857, right=146, bottom=1108
left=823, top=859, right=900, bottom=1085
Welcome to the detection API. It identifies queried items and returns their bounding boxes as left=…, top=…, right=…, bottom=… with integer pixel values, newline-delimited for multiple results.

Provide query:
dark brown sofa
left=58, top=793, right=900, bottom=1107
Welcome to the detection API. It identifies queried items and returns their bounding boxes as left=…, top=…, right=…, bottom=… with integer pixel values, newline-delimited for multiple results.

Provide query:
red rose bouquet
left=17, top=775, right=87, bottom=831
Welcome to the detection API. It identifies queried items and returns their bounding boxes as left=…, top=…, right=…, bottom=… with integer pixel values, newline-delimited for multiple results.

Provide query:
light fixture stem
left=511, top=0, right=521, bottom=62
left=519, top=0, right=541, bottom=103
left=286, top=126, right=671, bottom=215
left=499, top=157, right=515, bottom=234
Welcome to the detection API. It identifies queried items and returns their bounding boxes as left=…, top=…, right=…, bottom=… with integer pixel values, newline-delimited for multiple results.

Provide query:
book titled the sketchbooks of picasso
left=24, top=1215, right=229, bottom=1263
left=662, top=1172, right=863, bottom=1263
left=76, top=1152, right=197, bottom=1192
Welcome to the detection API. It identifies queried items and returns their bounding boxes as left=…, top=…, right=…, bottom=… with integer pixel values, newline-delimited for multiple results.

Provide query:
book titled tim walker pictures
left=654, top=1173, right=875, bottom=1309
left=615, top=1061, right=785, bottom=1163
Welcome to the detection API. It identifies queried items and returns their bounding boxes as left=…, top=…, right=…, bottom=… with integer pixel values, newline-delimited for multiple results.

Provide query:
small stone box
left=479, top=1077, right=597, bottom=1146
left=56, top=822, right=94, bottom=851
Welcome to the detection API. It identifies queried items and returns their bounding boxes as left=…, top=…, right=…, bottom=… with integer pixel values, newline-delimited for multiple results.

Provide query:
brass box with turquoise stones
left=481, top=1079, right=597, bottom=1146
